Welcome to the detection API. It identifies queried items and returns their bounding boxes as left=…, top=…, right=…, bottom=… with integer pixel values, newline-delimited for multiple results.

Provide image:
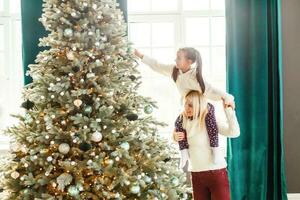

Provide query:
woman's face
left=184, top=100, right=194, bottom=117
left=175, top=51, right=193, bottom=72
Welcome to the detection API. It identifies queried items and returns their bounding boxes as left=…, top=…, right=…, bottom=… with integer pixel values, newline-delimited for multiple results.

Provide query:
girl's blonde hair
left=182, top=90, right=208, bottom=128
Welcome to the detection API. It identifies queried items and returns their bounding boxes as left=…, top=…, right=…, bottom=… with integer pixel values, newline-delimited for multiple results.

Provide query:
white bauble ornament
left=64, top=28, right=73, bottom=37
left=73, top=99, right=83, bottom=107
left=120, top=142, right=130, bottom=151
left=66, top=51, right=75, bottom=60
left=91, top=131, right=103, bottom=142
left=130, top=184, right=140, bottom=194
left=59, top=143, right=70, bottom=155
left=11, top=171, right=20, bottom=179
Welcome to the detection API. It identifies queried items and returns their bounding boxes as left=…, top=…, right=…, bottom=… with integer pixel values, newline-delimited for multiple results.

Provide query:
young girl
left=173, top=90, right=240, bottom=200
left=134, top=47, right=235, bottom=108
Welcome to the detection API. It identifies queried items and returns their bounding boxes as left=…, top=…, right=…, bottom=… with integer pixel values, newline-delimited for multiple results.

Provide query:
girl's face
left=175, top=51, right=193, bottom=72
left=184, top=100, right=194, bottom=117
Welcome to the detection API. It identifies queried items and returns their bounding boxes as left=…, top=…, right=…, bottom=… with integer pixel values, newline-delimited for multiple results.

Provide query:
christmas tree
left=0, top=0, right=191, bottom=199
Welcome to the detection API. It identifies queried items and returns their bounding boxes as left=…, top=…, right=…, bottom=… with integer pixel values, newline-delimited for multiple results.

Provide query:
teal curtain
left=21, top=0, right=47, bottom=85
left=225, top=0, right=288, bottom=199
left=21, top=0, right=128, bottom=85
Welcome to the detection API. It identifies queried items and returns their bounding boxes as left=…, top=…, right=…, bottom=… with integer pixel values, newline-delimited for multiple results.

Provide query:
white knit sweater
left=184, top=107, right=240, bottom=172
left=142, top=55, right=234, bottom=104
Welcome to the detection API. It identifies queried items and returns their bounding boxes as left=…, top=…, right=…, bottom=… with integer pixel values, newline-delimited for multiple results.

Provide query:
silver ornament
left=120, top=142, right=130, bottom=151
left=91, top=131, right=103, bottom=142
left=64, top=28, right=73, bottom=37
left=74, top=99, right=83, bottom=107
left=59, top=143, right=70, bottom=155
left=130, top=184, right=140, bottom=194
left=171, top=177, right=179, bottom=187
left=84, top=106, right=93, bottom=114
left=11, top=171, right=20, bottom=179
left=67, top=51, right=75, bottom=60
left=144, top=105, right=153, bottom=114
left=68, top=185, right=79, bottom=197
left=47, top=156, right=53, bottom=162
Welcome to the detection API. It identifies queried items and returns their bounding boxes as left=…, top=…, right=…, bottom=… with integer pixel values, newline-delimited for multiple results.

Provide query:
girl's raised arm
left=135, top=49, right=174, bottom=77
left=185, top=73, right=235, bottom=106
left=142, top=55, right=174, bottom=77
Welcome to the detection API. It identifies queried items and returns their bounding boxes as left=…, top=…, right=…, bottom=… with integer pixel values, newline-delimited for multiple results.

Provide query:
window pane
left=0, top=53, right=5, bottom=76
left=129, top=23, right=151, bottom=47
left=195, top=47, right=210, bottom=77
left=211, top=47, right=226, bottom=79
left=15, top=53, right=23, bottom=81
left=152, top=23, right=175, bottom=46
left=128, top=0, right=151, bottom=12
left=14, top=20, right=22, bottom=52
left=152, top=48, right=175, bottom=63
left=185, top=17, right=209, bottom=46
left=183, top=0, right=209, bottom=10
left=211, top=0, right=225, bottom=10
left=0, top=0, right=4, bottom=12
left=137, top=48, right=159, bottom=78
left=211, top=17, right=225, bottom=45
left=9, top=0, right=21, bottom=14
left=138, top=78, right=181, bottom=134
left=152, top=0, right=177, bottom=11
left=0, top=24, right=4, bottom=51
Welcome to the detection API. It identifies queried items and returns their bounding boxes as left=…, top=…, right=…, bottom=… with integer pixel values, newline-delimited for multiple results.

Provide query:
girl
left=173, top=90, right=240, bottom=200
left=134, top=47, right=235, bottom=108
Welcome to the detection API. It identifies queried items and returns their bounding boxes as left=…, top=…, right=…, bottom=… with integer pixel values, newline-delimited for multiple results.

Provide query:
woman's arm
left=134, top=49, right=174, bottom=77
left=216, top=107, right=240, bottom=138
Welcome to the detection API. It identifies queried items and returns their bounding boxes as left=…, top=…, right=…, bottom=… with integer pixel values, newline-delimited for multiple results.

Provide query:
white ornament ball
left=68, top=185, right=79, bottom=197
left=130, top=184, right=140, bottom=194
left=59, top=143, right=70, bottom=155
left=11, top=171, right=20, bottom=179
left=87, top=160, right=93, bottom=165
left=66, top=51, right=75, bottom=60
left=120, top=142, right=130, bottom=151
left=73, top=99, right=83, bottom=107
left=47, top=156, right=53, bottom=162
left=91, top=131, right=103, bottom=142
left=171, top=177, right=179, bottom=187
left=64, top=28, right=73, bottom=37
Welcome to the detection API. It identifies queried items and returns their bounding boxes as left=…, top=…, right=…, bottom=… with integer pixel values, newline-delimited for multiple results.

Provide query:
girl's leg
left=191, top=172, right=211, bottom=200
left=209, top=168, right=230, bottom=200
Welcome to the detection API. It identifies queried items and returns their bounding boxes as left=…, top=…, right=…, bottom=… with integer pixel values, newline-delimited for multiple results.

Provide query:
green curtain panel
left=225, top=0, right=288, bottom=199
left=21, top=0, right=48, bottom=85
left=21, top=0, right=127, bottom=85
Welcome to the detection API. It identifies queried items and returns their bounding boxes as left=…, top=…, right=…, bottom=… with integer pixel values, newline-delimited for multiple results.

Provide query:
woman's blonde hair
left=182, top=90, right=208, bottom=128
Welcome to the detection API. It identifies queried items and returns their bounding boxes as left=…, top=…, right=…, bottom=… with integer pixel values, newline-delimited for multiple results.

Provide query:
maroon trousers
left=191, top=168, right=230, bottom=200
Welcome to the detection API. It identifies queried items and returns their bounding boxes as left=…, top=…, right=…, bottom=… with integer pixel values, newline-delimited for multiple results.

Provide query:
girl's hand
left=134, top=49, right=144, bottom=59
left=222, top=98, right=235, bottom=109
left=173, top=131, right=185, bottom=142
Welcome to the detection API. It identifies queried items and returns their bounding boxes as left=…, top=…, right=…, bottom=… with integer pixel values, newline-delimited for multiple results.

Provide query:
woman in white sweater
left=134, top=47, right=235, bottom=108
left=173, top=90, right=240, bottom=200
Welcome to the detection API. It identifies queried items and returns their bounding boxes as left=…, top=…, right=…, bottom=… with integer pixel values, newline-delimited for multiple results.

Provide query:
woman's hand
left=173, top=131, right=185, bottom=142
left=134, top=49, right=144, bottom=59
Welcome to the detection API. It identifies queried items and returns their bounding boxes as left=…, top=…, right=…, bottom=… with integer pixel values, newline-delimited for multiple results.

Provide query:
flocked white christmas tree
left=0, top=0, right=192, bottom=199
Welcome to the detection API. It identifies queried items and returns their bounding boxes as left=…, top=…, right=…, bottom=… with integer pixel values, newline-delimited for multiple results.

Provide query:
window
left=0, top=0, right=23, bottom=151
left=128, top=0, right=228, bottom=153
